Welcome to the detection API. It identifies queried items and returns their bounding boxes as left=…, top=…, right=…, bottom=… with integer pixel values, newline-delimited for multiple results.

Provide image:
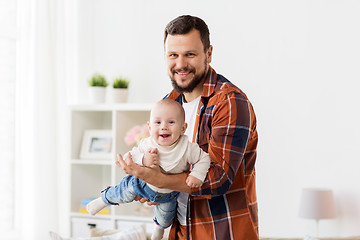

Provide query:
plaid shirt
left=166, top=67, right=258, bottom=239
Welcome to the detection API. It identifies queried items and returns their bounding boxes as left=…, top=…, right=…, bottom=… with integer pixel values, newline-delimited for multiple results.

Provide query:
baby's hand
left=142, top=148, right=159, bottom=168
left=186, top=175, right=203, bottom=188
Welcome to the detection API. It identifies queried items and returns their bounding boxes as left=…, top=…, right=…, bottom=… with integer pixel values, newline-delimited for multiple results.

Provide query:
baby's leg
left=86, top=197, right=108, bottom=215
left=102, top=176, right=137, bottom=205
left=151, top=227, right=165, bottom=240
left=87, top=175, right=137, bottom=216
left=151, top=200, right=177, bottom=240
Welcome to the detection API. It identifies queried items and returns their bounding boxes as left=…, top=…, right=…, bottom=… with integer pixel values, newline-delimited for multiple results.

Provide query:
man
left=117, top=15, right=258, bottom=239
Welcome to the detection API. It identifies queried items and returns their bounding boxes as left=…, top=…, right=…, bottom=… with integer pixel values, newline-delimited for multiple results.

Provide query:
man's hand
left=142, top=148, right=159, bottom=168
left=134, top=196, right=148, bottom=203
left=133, top=196, right=158, bottom=205
left=115, top=152, right=162, bottom=183
left=116, top=153, right=160, bottom=205
left=116, top=152, right=191, bottom=193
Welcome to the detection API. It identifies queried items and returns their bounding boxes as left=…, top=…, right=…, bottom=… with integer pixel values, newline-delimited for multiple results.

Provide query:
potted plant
left=112, top=77, right=129, bottom=103
left=88, top=73, right=108, bottom=103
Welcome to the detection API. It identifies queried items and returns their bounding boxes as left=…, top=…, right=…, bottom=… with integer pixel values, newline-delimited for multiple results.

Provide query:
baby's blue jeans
left=101, top=175, right=179, bottom=229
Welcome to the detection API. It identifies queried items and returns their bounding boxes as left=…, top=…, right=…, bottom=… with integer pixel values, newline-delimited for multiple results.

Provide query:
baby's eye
left=169, top=121, right=175, bottom=124
left=155, top=121, right=161, bottom=125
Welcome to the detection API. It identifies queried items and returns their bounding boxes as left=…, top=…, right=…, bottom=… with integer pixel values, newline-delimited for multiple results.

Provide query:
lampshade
left=299, top=188, right=337, bottom=220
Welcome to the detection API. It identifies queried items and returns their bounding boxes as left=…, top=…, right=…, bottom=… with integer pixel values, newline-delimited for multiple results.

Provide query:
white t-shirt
left=183, top=96, right=201, bottom=141
left=177, top=95, right=201, bottom=225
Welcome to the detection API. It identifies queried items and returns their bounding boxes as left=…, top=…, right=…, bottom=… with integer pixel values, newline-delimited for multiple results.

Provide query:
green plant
left=113, top=77, right=129, bottom=89
left=88, top=73, right=108, bottom=87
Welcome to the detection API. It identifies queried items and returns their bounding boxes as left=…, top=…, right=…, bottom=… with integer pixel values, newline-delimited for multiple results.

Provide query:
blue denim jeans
left=101, top=175, right=179, bottom=229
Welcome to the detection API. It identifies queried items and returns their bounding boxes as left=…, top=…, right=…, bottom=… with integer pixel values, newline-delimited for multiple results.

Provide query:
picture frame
left=80, top=130, right=113, bottom=160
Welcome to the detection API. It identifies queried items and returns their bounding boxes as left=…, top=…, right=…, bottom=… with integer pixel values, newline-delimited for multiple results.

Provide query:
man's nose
left=176, top=56, right=188, bottom=69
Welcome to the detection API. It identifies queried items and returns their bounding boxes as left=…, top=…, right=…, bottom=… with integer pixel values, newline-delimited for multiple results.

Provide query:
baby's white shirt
left=129, top=135, right=210, bottom=193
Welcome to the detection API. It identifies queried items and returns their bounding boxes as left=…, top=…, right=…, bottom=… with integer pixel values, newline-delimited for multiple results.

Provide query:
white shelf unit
left=69, top=103, right=154, bottom=237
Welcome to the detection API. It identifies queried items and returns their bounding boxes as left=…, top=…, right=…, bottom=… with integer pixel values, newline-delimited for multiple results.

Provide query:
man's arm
left=188, top=90, right=256, bottom=198
left=116, top=153, right=192, bottom=193
left=116, top=90, right=256, bottom=198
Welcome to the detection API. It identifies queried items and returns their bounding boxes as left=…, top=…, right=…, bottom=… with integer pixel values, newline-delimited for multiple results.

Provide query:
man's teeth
left=178, top=72, right=189, bottom=75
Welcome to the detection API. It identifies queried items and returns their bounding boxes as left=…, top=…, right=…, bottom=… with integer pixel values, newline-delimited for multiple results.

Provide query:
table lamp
left=299, top=188, right=337, bottom=237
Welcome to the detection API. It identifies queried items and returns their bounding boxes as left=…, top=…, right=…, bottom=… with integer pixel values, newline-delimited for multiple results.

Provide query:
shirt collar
left=201, top=66, right=217, bottom=98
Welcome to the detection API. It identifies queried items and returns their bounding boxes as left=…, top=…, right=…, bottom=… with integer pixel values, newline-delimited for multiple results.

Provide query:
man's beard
left=170, top=60, right=208, bottom=93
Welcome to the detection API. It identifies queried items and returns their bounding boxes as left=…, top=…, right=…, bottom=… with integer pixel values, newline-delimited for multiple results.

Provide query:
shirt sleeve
left=129, top=138, right=149, bottom=165
left=190, top=91, right=253, bottom=198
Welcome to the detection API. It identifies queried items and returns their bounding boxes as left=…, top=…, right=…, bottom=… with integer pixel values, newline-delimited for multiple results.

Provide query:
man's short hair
left=164, top=15, right=210, bottom=52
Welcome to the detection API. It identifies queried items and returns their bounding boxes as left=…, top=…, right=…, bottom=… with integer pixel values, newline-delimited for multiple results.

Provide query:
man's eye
left=186, top=53, right=195, bottom=57
left=169, top=54, right=177, bottom=58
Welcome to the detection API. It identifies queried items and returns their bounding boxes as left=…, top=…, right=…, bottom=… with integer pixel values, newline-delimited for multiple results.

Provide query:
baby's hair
left=155, top=99, right=185, bottom=122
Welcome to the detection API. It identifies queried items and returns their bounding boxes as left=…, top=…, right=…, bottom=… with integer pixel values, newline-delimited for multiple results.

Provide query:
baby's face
left=148, top=104, right=186, bottom=146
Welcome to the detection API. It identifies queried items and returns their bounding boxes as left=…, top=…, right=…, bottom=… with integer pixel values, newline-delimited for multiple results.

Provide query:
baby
left=86, top=99, right=210, bottom=240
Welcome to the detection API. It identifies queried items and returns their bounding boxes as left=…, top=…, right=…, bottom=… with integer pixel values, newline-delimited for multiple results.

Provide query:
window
left=0, top=0, right=18, bottom=234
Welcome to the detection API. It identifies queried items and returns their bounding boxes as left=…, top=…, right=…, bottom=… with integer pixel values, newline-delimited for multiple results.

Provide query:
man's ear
left=207, top=45, right=213, bottom=63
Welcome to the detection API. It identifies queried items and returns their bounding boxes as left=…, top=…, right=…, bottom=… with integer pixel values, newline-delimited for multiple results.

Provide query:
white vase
left=88, top=86, right=106, bottom=104
left=112, top=88, right=128, bottom=103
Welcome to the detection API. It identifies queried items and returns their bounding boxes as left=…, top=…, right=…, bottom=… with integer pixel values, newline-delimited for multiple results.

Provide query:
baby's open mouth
left=160, top=134, right=170, bottom=138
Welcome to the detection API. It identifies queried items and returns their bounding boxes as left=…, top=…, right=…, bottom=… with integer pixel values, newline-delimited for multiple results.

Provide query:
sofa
left=260, top=237, right=360, bottom=240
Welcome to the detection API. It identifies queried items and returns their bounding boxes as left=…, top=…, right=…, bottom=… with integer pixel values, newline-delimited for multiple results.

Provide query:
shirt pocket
left=198, top=118, right=211, bottom=152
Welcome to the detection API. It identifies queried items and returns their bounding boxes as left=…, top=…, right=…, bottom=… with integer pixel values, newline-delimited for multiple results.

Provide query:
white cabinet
left=69, top=103, right=154, bottom=237
left=72, top=218, right=113, bottom=238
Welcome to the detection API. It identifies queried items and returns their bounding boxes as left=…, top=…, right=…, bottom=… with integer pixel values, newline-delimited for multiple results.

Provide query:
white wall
left=74, top=0, right=360, bottom=237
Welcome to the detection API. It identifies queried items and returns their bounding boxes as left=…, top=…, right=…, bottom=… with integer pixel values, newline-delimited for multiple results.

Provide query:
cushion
left=319, top=238, right=360, bottom=240
left=260, top=237, right=360, bottom=240
left=49, top=225, right=146, bottom=240
left=90, top=228, right=122, bottom=237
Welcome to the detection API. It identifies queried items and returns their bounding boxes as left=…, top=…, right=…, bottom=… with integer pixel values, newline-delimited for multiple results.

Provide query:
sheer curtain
left=4, top=0, right=78, bottom=239
left=0, top=0, right=17, bottom=237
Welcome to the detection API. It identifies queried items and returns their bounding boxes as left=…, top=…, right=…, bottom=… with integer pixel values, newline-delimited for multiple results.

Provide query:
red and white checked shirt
left=166, top=67, right=258, bottom=239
